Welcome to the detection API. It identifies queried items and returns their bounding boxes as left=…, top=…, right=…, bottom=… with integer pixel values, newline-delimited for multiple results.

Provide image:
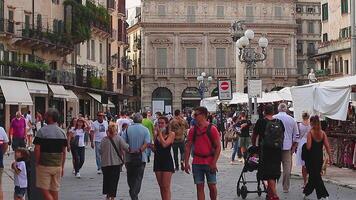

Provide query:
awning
left=26, top=82, right=48, bottom=94
left=88, top=92, right=102, bottom=103
left=0, top=79, right=33, bottom=105
left=48, top=84, right=68, bottom=99
left=104, top=100, right=115, bottom=108
left=65, top=90, right=78, bottom=102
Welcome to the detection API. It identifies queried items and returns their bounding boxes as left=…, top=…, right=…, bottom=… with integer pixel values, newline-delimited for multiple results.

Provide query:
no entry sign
left=218, top=80, right=232, bottom=100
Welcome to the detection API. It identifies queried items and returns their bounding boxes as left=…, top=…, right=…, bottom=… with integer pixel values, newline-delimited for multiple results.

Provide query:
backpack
left=262, top=119, right=284, bottom=149
left=191, top=124, right=215, bottom=158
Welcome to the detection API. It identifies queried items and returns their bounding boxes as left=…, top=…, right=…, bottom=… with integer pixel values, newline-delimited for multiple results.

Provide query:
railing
left=0, top=64, right=46, bottom=80
left=246, top=67, right=299, bottom=78
left=141, top=67, right=236, bottom=78
left=0, top=19, right=15, bottom=33
left=91, top=21, right=111, bottom=34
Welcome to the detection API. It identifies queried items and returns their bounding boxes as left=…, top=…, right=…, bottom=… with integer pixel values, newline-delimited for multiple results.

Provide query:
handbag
left=125, top=127, right=143, bottom=165
left=108, top=137, right=124, bottom=165
left=71, top=135, right=80, bottom=147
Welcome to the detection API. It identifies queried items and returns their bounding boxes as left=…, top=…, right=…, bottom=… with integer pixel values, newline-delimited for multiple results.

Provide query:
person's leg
left=172, top=143, right=179, bottom=170
left=126, top=163, right=136, bottom=200
left=161, top=172, right=173, bottom=200
left=72, top=147, right=80, bottom=174
left=231, top=140, right=238, bottom=161
left=196, top=184, right=205, bottom=200
left=155, top=172, right=164, bottom=199
left=302, top=166, right=308, bottom=187
left=49, top=191, right=58, bottom=200
left=303, top=170, right=315, bottom=197
left=95, top=142, right=102, bottom=171
left=206, top=164, right=217, bottom=200
left=40, top=189, right=54, bottom=200
left=102, top=166, right=109, bottom=195
left=314, top=171, right=329, bottom=199
left=78, top=147, right=85, bottom=171
left=207, top=184, right=217, bottom=200
left=133, top=163, right=146, bottom=198
left=109, top=166, right=121, bottom=198
left=178, top=142, right=185, bottom=170
left=281, top=150, right=292, bottom=192
left=267, top=180, right=277, bottom=198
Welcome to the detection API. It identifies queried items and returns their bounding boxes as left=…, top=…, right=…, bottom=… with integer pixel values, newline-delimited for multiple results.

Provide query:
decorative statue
left=308, top=68, right=317, bottom=84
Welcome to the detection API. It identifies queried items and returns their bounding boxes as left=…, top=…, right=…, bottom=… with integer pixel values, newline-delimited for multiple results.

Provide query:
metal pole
left=247, top=64, right=252, bottom=118
left=351, top=0, right=356, bottom=76
left=220, top=102, right=225, bottom=150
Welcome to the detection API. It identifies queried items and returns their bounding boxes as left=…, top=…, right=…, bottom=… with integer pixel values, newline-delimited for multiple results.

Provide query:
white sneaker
left=72, top=169, right=75, bottom=175
left=304, top=195, right=311, bottom=200
left=75, top=172, right=81, bottom=178
left=97, top=170, right=102, bottom=174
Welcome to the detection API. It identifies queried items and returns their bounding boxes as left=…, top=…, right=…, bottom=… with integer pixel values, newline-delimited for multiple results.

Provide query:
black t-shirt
left=254, top=118, right=285, bottom=146
left=236, top=119, right=252, bottom=137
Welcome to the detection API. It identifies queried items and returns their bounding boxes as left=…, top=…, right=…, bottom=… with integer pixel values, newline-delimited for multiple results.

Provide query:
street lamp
left=231, top=21, right=268, bottom=118
left=197, top=72, right=212, bottom=100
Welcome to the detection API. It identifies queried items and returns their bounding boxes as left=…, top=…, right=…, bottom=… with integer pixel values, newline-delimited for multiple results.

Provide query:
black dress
left=153, top=138, right=175, bottom=172
left=303, top=137, right=329, bottom=199
left=254, top=118, right=283, bottom=180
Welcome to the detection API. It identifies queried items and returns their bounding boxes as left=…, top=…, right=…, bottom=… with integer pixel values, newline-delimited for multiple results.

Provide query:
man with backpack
left=273, top=103, right=299, bottom=193
left=184, top=107, right=221, bottom=200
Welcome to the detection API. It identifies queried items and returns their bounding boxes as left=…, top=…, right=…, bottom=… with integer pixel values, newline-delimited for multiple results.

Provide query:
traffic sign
left=218, top=80, right=233, bottom=100
left=248, top=80, right=262, bottom=98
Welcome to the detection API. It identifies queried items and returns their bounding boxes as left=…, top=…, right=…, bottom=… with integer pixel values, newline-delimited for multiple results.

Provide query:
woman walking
left=296, top=112, right=311, bottom=187
left=303, top=115, right=332, bottom=200
left=154, top=116, right=175, bottom=200
left=100, top=123, right=129, bottom=200
left=68, top=118, right=87, bottom=178
left=67, top=117, right=77, bottom=174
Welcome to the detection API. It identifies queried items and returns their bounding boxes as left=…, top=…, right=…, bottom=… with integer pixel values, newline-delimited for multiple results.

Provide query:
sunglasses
left=194, top=112, right=202, bottom=117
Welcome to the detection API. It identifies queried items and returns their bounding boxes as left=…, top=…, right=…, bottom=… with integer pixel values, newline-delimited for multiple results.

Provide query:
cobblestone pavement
left=2, top=148, right=356, bottom=200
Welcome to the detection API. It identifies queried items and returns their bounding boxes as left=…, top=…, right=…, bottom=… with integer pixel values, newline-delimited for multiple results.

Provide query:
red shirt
left=10, top=117, right=26, bottom=139
left=188, top=124, right=220, bottom=165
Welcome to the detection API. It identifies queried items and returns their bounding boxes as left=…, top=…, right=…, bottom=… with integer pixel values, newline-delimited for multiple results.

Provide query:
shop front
left=181, top=87, right=201, bottom=112
left=48, top=84, right=69, bottom=127
left=26, top=82, right=49, bottom=116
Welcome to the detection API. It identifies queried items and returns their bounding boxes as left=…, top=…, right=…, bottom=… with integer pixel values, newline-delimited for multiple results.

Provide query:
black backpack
left=192, top=124, right=215, bottom=158
left=263, top=119, right=284, bottom=149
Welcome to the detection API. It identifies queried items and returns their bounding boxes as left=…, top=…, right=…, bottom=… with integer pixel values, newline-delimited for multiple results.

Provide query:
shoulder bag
left=108, top=136, right=124, bottom=165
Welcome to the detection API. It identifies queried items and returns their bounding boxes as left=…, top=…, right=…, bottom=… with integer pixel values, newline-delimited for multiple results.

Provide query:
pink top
left=11, top=118, right=26, bottom=139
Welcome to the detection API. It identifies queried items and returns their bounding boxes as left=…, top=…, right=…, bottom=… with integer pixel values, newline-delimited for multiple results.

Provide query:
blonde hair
left=108, top=122, right=117, bottom=134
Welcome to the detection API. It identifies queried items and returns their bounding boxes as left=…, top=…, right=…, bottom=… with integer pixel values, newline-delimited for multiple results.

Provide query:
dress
left=303, top=137, right=329, bottom=199
left=296, top=123, right=311, bottom=166
left=153, top=138, right=175, bottom=172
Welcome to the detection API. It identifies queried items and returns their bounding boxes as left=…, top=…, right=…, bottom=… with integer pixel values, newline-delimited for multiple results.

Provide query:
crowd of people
left=0, top=102, right=334, bottom=200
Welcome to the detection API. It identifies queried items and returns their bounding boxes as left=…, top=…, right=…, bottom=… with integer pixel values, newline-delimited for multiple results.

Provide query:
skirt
left=296, top=137, right=307, bottom=166
left=102, top=165, right=122, bottom=197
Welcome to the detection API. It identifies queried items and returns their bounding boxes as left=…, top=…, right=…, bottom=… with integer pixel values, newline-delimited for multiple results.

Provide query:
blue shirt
left=122, top=123, right=151, bottom=162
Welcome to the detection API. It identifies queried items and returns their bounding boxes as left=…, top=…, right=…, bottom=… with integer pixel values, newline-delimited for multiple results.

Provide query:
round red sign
left=220, top=81, right=229, bottom=91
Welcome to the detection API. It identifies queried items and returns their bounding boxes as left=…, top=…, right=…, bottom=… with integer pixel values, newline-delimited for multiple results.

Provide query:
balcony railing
left=0, top=19, right=15, bottom=34
left=245, top=67, right=299, bottom=78
left=141, top=67, right=236, bottom=78
left=0, top=63, right=46, bottom=80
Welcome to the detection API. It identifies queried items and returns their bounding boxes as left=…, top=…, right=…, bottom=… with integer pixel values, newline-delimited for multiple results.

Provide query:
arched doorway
left=152, top=87, right=172, bottom=114
left=182, top=87, right=201, bottom=111
left=211, top=87, right=218, bottom=97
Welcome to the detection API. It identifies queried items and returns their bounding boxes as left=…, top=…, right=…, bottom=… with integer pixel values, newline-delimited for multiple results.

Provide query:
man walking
left=116, top=111, right=132, bottom=135
left=90, top=111, right=109, bottom=174
left=170, top=109, right=189, bottom=171
left=273, top=103, right=298, bottom=193
left=122, top=113, right=150, bottom=200
left=10, top=111, right=26, bottom=150
left=185, top=107, right=221, bottom=200
left=236, top=112, right=252, bottom=159
left=33, top=108, right=67, bottom=200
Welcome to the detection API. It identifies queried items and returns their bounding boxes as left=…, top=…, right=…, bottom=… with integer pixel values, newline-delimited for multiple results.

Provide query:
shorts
left=192, top=164, right=217, bottom=184
left=36, top=165, right=62, bottom=191
left=239, top=137, right=251, bottom=149
left=14, top=186, right=27, bottom=198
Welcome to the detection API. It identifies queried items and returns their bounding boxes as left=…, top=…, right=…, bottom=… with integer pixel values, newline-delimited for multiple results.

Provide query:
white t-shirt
left=74, top=129, right=85, bottom=147
left=116, top=118, right=132, bottom=134
left=91, top=120, right=108, bottom=142
left=0, top=127, right=9, bottom=145
left=14, top=161, right=27, bottom=188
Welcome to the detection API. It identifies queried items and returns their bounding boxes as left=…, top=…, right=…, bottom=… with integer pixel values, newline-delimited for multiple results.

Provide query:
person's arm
left=184, top=138, right=192, bottom=174
left=210, top=128, right=221, bottom=172
left=251, top=120, right=260, bottom=146
left=90, top=127, right=95, bottom=149
left=139, top=129, right=151, bottom=153
left=306, top=131, right=312, bottom=150
left=118, top=136, right=129, bottom=152
left=291, top=121, right=299, bottom=152
left=61, top=146, right=66, bottom=177
left=158, top=131, right=175, bottom=148
left=34, top=144, right=41, bottom=166
left=323, top=131, right=332, bottom=164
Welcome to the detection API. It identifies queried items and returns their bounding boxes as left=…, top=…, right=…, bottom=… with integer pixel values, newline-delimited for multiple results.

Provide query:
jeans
left=12, top=138, right=26, bottom=151
left=282, top=150, right=292, bottom=191
left=73, top=146, right=85, bottom=173
left=126, top=162, right=146, bottom=200
left=192, top=164, right=217, bottom=184
left=95, top=141, right=102, bottom=170
left=231, top=140, right=240, bottom=161
left=172, top=141, right=185, bottom=169
left=146, top=148, right=151, bottom=162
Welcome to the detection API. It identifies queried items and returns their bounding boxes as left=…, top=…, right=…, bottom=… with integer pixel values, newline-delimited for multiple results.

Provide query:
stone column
left=174, top=33, right=179, bottom=68
left=290, top=34, right=296, bottom=68
left=204, top=33, right=208, bottom=68
left=235, top=44, right=244, bottom=92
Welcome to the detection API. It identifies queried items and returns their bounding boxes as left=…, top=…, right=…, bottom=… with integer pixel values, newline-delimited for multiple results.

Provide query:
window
left=91, top=40, right=95, bottom=61
left=53, top=19, right=58, bottom=33
left=308, top=60, right=316, bottom=69
left=341, top=0, right=348, bottom=14
left=217, top=6, right=224, bottom=18
left=8, top=10, right=13, bottom=20
left=308, top=22, right=314, bottom=33
left=323, top=33, right=328, bottom=42
left=340, top=27, right=351, bottom=38
left=307, top=43, right=315, bottom=55
left=24, top=15, right=30, bottom=33
left=296, top=6, right=302, bottom=13
left=297, top=42, right=303, bottom=55
left=246, top=6, right=253, bottom=22
left=345, top=60, right=349, bottom=74
left=157, top=48, right=167, bottom=68
left=273, top=48, right=284, bottom=68
left=37, top=14, right=42, bottom=30
left=0, top=0, right=4, bottom=20
left=75, top=44, right=80, bottom=56
left=186, top=48, right=197, bottom=68
left=87, top=41, right=90, bottom=59
left=216, top=48, right=226, bottom=68
left=275, top=6, right=282, bottom=18
left=99, top=43, right=103, bottom=63
left=296, top=19, right=302, bottom=34
left=340, top=57, right=343, bottom=73
left=187, top=6, right=195, bottom=23
left=307, top=7, right=314, bottom=13
left=297, top=61, right=304, bottom=75
left=158, top=5, right=166, bottom=16
left=322, top=3, right=328, bottom=21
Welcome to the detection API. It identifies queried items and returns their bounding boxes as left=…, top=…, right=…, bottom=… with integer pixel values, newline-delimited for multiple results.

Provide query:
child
left=11, top=148, right=29, bottom=200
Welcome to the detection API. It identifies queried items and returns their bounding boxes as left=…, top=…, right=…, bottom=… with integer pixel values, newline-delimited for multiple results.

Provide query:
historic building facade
left=314, top=0, right=352, bottom=81
left=140, top=0, right=299, bottom=112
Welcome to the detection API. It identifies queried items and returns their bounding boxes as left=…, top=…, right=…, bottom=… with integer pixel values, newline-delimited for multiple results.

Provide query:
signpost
left=248, top=80, right=262, bottom=123
left=217, top=80, right=233, bottom=150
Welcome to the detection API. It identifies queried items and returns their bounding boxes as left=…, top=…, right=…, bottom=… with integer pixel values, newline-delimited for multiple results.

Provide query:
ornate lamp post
left=231, top=21, right=268, bottom=117
left=197, top=72, right=213, bottom=100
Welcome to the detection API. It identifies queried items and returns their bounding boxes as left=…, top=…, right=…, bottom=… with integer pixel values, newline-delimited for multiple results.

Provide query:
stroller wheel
left=236, top=184, right=241, bottom=197
left=241, top=185, right=248, bottom=199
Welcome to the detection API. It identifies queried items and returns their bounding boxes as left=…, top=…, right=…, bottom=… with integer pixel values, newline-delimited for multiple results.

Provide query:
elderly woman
left=100, top=123, right=129, bottom=200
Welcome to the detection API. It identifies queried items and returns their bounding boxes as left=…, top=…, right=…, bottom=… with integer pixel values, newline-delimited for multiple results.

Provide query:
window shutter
left=273, top=48, right=284, bottom=68
left=187, top=6, right=195, bottom=23
left=216, top=48, right=226, bottom=68
left=275, top=6, right=282, bottom=17
left=158, top=5, right=166, bottom=16
left=217, top=6, right=224, bottom=18
left=186, top=48, right=197, bottom=68
left=91, top=40, right=95, bottom=61
left=157, top=48, right=167, bottom=68
left=87, top=41, right=90, bottom=59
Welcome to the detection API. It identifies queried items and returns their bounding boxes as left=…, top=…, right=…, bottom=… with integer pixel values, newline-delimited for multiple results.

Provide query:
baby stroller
left=236, top=146, right=267, bottom=199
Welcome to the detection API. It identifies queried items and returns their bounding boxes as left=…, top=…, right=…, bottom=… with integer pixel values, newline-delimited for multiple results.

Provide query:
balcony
left=245, top=67, right=299, bottom=79
left=0, top=62, right=47, bottom=80
left=0, top=19, right=74, bottom=56
left=108, top=0, right=116, bottom=12
left=110, top=29, right=118, bottom=42
left=91, top=21, right=111, bottom=39
left=318, top=38, right=351, bottom=55
left=141, top=67, right=236, bottom=79
left=108, top=56, right=119, bottom=70
left=118, top=0, right=126, bottom=15
left=133, top=37, right=141, bottom=51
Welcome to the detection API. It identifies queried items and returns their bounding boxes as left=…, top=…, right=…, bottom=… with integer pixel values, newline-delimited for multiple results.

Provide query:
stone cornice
left=141, top=22, right=297, bottom=29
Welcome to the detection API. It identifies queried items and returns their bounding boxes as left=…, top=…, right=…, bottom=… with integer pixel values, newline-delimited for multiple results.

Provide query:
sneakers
left=72, top=169, right=75, bottom=175
left=303, top=195, right=311, bottom=200
left=75, top=172, right=81, bottom=178
left=97, top=169, right=102, bottom=174
left=318, top=197, right=329, bottom=200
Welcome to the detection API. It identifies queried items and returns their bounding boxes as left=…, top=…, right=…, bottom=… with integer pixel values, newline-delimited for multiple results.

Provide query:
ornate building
left=140, top=0, right=299, bottom=112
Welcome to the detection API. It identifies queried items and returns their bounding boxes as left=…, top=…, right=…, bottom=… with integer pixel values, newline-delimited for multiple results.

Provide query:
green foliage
left=0, top=60, right=49, bottom=71
left=90, top=76, right=103, bottom=89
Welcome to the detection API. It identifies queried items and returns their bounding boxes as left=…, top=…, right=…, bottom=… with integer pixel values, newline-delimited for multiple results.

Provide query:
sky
left=127, top=0, right=141, bottom=9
